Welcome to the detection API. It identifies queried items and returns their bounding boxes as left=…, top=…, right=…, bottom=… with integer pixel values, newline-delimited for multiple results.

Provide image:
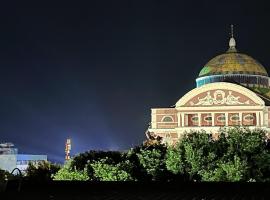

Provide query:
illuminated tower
left=65, top=139, right=71, bottom=161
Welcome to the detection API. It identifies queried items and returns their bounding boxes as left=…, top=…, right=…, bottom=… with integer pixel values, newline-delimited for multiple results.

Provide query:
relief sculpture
left=194, top=90, right=250, bottom=106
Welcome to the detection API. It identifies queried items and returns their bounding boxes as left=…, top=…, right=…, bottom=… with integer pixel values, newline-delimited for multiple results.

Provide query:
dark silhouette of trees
left=25, top=161, right=61, bottom=182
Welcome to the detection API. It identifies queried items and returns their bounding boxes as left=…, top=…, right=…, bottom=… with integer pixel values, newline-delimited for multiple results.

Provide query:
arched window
left=162, top=116, right=174, bottom=122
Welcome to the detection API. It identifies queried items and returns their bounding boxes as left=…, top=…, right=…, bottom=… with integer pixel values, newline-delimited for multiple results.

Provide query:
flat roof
left=16, top=154, right=47, bottom=161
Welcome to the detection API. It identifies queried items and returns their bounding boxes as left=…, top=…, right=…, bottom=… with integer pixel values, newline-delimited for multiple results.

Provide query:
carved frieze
left=188, top=90, right=253, bottom=106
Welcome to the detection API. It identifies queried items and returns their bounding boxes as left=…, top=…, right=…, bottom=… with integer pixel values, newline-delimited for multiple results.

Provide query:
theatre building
left=147, top=29, right=270, bottom=144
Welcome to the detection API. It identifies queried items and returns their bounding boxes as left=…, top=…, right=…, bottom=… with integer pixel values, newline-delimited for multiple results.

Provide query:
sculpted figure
left=195, top=91, right=213, bottom=105
left=226, top=91, right=243, bottom=105
left=213, top=90, right=226, bottom=104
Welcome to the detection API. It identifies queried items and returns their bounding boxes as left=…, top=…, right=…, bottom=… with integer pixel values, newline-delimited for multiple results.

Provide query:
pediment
left=176, top=82, right=264, bottom=107
left=185, top=89, right=255, bottom=106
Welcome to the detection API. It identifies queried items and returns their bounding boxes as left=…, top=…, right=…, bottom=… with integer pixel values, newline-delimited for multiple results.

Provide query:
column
left=181, top=113, right=185, bottom=127
left=151, top=110, right=157, bottom=128
left=255, top=112, right=259, bottom=126
left=260, top=111, right=264, bottom=126
left=177, top=112, right=181, bottom=127
left=198, top=113, right=201, bottom=127
left=211, top=113, right=214, bottom=126
left=239, top=112, right=242, bottom=126
left=263, top=110, right=267, bottom=126
left=225, top=113, right=228, bottom=126
left=265, top=111, right=269, bottom=127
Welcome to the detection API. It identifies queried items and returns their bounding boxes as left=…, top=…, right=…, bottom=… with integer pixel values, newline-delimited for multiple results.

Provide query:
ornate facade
left=147, top=27, right=270, bottom=144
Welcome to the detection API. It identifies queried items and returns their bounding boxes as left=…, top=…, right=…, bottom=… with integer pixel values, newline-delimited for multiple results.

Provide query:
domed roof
left=198, top=52, right=268, bottom=77
left=198, top=29, right=268, bottom=78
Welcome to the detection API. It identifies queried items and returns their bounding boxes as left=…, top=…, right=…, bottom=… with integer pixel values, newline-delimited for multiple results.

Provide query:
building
left=0, top=143, right=47, bottom=173
left=147, top=27, right=270, bottom=144
left=16, top=154, right=48, bottom=172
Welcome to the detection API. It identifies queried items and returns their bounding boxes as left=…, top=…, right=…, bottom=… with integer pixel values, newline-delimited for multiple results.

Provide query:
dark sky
left=1, top=0, right=270, bottom=162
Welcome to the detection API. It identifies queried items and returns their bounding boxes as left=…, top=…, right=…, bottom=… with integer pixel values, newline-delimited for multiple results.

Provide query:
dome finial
left=228, top=24, right=237, bottom=52
left=231, top=24, right=234, bottom=38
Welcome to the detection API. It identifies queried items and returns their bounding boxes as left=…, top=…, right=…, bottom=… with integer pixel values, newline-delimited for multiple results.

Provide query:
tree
left=136, top=143, right=170, bottom=180
left=221, top=127, right=268, bottom=181
left=48, top=127, right=270, bottom=182
left=71, top=150, right=123, bottom=171
left=165, top=145, right=184, bottom=174
left=25, top=161, right=61, bottom=182
left=52, top=160, right=89, bottom=181
left=124, top=146, right=149, bottom=181
left=199, top=155, right=248, bottom=182
left=0, top=169, right=12, bottom=183
left=165, top=128, right=270, bottom=182
left=166, top=131, right=217, bottom=181
left=90, top=158, right=133, bottom=181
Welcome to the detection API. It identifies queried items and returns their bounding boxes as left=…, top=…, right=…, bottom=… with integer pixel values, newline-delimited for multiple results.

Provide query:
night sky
left=1, top=1, right=270, bottom=163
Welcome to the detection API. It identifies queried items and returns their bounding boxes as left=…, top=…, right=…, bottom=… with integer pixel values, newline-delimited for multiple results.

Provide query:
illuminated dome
left=198, top=52, right=268, bottom=77
left=196, top=27, right=269, bottom=89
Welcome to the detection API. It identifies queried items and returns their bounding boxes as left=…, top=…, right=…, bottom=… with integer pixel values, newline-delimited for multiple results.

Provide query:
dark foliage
left=71, top=150, right=123, bottom=171
left=25, top=161, right=61, bottom=182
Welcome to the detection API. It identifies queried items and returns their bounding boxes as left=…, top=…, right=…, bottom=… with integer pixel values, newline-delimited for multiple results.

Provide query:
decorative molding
left=176, top=106, right=263, bottom=111
left=194, top=90, right=250, bottom=106
left=176, top=82, right=264, bottom=107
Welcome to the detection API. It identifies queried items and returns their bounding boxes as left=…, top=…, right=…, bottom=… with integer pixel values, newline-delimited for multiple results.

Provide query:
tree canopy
left=21, top=127, right=270, bottom=182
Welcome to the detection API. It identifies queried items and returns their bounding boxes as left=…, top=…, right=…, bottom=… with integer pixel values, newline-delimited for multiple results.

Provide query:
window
left=217, top=115, right=226, bottom=122
left=185, top=114, right=199, bottom=127
left=162, top=116, right=174, bottom=122
left=242, top=113, right=256, bottom=126
left=231, top=115, right=239, bottom=121
left=228, top=113, right=240, bottom=126
left=204, top=116, right=212, bottom=122
left=201, top=113, right=212, bottom=126
left=191, top=116, right=198, bottom=122
left=244, top=114, right=254, bottom=121
left=215, top=113, right=226, bottom=126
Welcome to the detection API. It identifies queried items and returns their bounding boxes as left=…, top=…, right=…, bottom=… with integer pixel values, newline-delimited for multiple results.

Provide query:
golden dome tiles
left=199, top=52, right=268, bottom=77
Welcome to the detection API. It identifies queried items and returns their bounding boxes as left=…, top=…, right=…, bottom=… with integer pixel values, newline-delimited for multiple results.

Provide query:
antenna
left=65, top=138, right=71, bottom=161
left=231, top=24, right=234, bottom=38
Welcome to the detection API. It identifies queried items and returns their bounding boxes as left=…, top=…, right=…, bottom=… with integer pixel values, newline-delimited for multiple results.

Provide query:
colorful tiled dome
left=196, top=30, right=269, bottom=89
left=198, top=52, right=268, bottom=78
